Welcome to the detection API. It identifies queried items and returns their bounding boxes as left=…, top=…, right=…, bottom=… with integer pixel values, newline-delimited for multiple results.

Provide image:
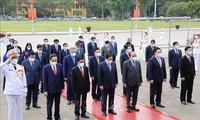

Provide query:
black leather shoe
left=181, top=101, right=187, bottom=105
left=102, top=111, right=107, bottom=116
left=81, top=114, right=90, bottom=118
left=108, top=110, right=117, bottom=115
left=127, top=108, right=131, bottom=113
left=174, top=86, right=180, bottom=88
left=133, top=107, right=140, bottom=111
left=171, top=86, right=174, bottom=89
left=187, top=101, right=195, bottom=104
left=55, top=118, right=61, bottom=120
left=156, top=104, right=165, bottom=108
left=151, top=105, right=155, bottom=109
left=33, top=105, right=41, bottom=108
left=26, top=106, right=30, bottom=110
left=75, top=115, right=79, bottom=120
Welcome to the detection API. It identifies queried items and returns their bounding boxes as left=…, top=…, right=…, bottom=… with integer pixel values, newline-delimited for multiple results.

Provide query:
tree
left=166, top=2, right=187, bottom=17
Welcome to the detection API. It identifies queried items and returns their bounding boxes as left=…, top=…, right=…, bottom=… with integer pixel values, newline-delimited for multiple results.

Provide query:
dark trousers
left=40, top=81, right=43, bottom=92
left=47, top=93, right=61, bottom=119
left=169, top=68, right=179, bottom=87
left=180, top=79, right=194, bottom=102
left=146, top=63, right=149, bottom=80
left=126, top=85, right=139, bottom=107
left=150, top=82, right=163, bottom=105
left=74, top=93, right=87, bottom=116
left=92, top=78, right=101, bottom=100
left=123, top=87, right=126, bottom=96
left=26, top=83, right=39, bottom=106
left=101, top=88, right=115, bottom=112
left=112, top=55, right=116, bottom=62
left=66, top=80, right=74, bottom=101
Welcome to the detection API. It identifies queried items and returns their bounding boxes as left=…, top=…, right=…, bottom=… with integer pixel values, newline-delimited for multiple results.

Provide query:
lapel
left=154, top=57, right=161, bottom=68
left=184, top=55, right=191, bottom=64
left=129, top=60, right=136, bottom=72
left=104, top=62, right=110, bottom=72
left=27, top=60, right=34, bottom=71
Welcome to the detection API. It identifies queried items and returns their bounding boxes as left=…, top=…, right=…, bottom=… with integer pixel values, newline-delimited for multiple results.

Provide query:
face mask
left=71, top=53, right=76, bottom=56
left=111, top=39, right=115, bottom=42
left=132, top=57, right=137, bottom=61
left=38, top=51, right=42, bottom=53
left=63, top=47, right=68, bottom=50
left=127, top=48, right=132, bottom=53
left=157, top=53, right=162, bottom=57
left=108, top=60, right=112, bottom=64
left=45, top=42, right=48, bottom=45
left=11, top=59, right=18, bottom=65
left=29, top=58, right=35, bottom=62
left=187, top=51, right=193, bottom=56
left=51, top=61, right=57, bottom=66
left=79, top=63, right=84, bottom=67
left=175, top=45, right=179, bottom=49
left=27, top=47, right=31, bottom=50
left=151, top=44, right=155, bottom=47
left=14, top=44, right=18, bottom=47
left=95, top=53, right=101, bottom=57
left=55, top=44, right=58, bottom=46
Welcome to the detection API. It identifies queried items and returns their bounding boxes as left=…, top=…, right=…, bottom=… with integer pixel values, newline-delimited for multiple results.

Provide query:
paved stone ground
left=0, top=29, right=200, bottom=120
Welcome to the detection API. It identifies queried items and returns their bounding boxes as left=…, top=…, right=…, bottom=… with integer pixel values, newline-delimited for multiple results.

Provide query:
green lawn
left=0, top=21, right=199, bottom=32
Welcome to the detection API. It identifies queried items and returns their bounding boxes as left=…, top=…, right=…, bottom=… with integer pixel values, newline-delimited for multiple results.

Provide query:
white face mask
left=14, top=44, right=18, bottom=47
left=175, top=45, right=179, bottom=49
left=95, top=53, right=101, bottom=57
left=38, top=51, right=42, bottom=53
left=157, top=53, right=162, bottom=57
left=127, top=48, right=132, bottom=53
left=79, top=63, right=84, bottom=67
left=71, top=53, right=76, bottom=56
left=10, top=59, right=18, bottom=65
left=45, top=42, right=48, bottom=45
left=63, top=47, right=68, bottom=50
left=131, top=57, right=137, bottom=61
left=29, top=58, right=35, bottom=62
left=27, top=47, right=31, bottom=50
left=108, top=60, right=112, bottom=64
left=51, top=61, right=57, bottom=66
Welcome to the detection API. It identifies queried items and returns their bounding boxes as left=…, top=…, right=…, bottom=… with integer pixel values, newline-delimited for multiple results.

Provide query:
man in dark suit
left=7, top=40, right=22, bottom=54
left=72, top=57, right=90, bottom=120
left=76, top=36, right=85, bottom=53
left=123, top=52, right=142, bottom=112
left=76, top=42, right=85, bottom=59
left=145, top=39, right=156, bottom=80
left=89, top=48, right=104, bottom=101
left=168, top=42, right=182, bottom=89
left=51, top=39, right=61, bottom=58
left=179, top=46, right=195, bottom=105
left=87, top=37, right=97, bottom=60
left=43, top=38, right=51, bottom=62
left=109, top=36, right=118, bottom=62
left=98, top=54, right=118, bottom=116
left=101, top=39, right=112, bottom=58
left=22, top=51, right=41, bottom=110
left=63, top=47, right=77, bottom=105
left=121, top=41, right=135, bottom=55
left=43, top=54, right=64, bottom=120
left=120, top=44, right=132, bottom=96
left=35, top=44, right=48, bottom=93
left=59, top=43, right=70, bottom=64
left=148, top=47, right=167, bottom=109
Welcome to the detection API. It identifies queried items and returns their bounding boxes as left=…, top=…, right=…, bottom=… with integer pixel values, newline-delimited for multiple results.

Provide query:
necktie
left=157, top=57, right=162, bottom=68
left=96, top=56, right=99, bottom=64
left=188, top=57, right=191, bottom=64
left=31, top=61, right=34, bottom=70
left=46, top=44, right=48, bottom=49
left=132, top=61, right=136, bottom=68
left=14, top=65, right=17, bottom=70
left=72, top=56, right=75, bottom=64
left=108, top=63, right=111, bottom=72
left=53, top=66, right=57, bottom=75
left=176, top=50, right=179, bottom=55
left=39, top=53, right=42, bottom=61
left=80, top=67, right=84, bottom=77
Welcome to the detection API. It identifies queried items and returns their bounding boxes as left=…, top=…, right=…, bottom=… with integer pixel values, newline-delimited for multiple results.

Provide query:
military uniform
left=0, top=58, right=27, bottom=120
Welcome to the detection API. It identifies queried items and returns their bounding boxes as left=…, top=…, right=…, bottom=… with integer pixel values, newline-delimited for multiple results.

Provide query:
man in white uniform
left=0, top=49, right=27, bottom=120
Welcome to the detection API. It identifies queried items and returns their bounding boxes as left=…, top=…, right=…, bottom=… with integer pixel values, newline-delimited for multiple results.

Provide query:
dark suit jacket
left=43, top=44, right=51, bottom=59
left=123, top=60, right=143, bottom=86
left=89, top=56, right=105, bottom=78
left=43, top=63, right=64, bottom=94
left=179, top=55, right=195, bottom=80
left=145, top=45, right=156, bottom=62
left=98, top=61, right=118, bottom=89
left=63, top=55, right=77, bottom=79
left=51, top=44, right=61, bottom=57
left=168, top=49, right=182, bottom=68
left=6, top=44, right=12, bottom=52
left=77, top=40, right=85, bottom=53
left=22, top=59, right=41, bottom=85
left=76, top=48, right=84, bottom=58
left=120, top=52, right=129, bottom=74
left=71, top=66, right=90, bottom=94
left=87, top=42, right=97, bottom=56
left=101, top=46, right=113, bottom=58
left=148, top=57, right=167, bottom=83
left=123, top=44, right=135, bottom=52
left=109, top=42, right=118, bottom=56
left=35, top=52, right=48, bottom=80
left=59, top=49, right=70, bottom=64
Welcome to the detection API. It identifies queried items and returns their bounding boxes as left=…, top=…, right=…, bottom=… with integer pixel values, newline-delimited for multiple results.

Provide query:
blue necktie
left=31, top=61, right=34, bottom=70
left=108, top=63, right=111, bottom=72
left=72, top=56, right=75, bottom=64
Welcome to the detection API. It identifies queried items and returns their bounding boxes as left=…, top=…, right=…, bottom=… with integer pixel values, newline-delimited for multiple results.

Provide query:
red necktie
left=80, top=67, right=84, bottom=77
left=188, top=57, right=191, bottom=64
left=53, top=66, right=57, bottom=75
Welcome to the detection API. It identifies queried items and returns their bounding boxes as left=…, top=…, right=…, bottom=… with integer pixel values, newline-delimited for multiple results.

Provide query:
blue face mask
left=187, top=51, right=193, bottom=56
